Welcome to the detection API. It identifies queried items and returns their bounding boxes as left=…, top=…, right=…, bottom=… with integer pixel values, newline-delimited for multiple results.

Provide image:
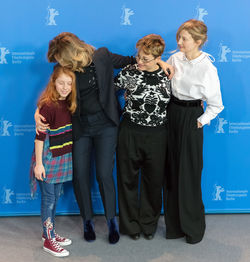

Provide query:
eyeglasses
left=135, top=55, right=156, bottom=64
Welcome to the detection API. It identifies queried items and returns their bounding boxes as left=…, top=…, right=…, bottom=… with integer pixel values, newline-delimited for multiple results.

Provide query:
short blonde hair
left=176, top=19, right=207, bottom=48
left=136, top=34, right=165, bottom=57
left=47, top=32, right=95, bottom=72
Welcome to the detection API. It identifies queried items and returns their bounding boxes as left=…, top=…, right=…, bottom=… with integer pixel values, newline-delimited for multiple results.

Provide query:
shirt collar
left=181, top=51, right=207, bottom=65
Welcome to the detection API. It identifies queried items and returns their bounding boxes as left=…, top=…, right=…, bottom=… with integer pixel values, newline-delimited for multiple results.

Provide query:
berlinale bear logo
left=215, top=117, right=228, bottom=134
left=0, top=119, right=12, bottom=136
left=213, top=185, right=225, bottom=201
left=2, top=188, right=14, bottom=204
left=0, top=47, right=10, bottom=64
left=46, top=6, right=59, bottom=26
left=218, top=43, right=231, bottom=62
left=195, top=6, right=208, bottom=22
left=121, top=5, right=134, bottom=26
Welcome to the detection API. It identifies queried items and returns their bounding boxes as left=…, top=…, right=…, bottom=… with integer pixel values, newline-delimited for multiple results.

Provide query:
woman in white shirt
left=163, top=19, right=224, bottom=244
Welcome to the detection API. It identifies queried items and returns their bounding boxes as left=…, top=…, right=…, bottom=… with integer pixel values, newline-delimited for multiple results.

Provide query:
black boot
left=107, top=217, right=120, bottom=244
left=84, top=220, right=96, bottom=242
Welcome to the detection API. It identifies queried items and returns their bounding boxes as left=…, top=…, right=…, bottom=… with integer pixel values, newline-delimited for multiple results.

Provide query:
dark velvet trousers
left=72, top=111, right=118, bottom=221
left=117, top=119, right=167, bottom=235
left=163, top=98, right=206, bottom=244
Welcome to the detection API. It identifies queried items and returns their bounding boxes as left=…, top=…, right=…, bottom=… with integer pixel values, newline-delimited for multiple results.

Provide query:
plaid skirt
left=30, top=136, right=72, bottom=197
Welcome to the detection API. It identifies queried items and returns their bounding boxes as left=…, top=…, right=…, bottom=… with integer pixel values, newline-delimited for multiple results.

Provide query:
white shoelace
left=50, top=238, right=64, bottom=251
left=54, top=232, right=65, bottom=241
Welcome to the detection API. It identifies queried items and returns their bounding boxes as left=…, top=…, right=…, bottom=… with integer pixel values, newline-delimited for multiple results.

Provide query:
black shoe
left=130, top=233, right=140, bottom=240
left=144, top=233, right=154, bottom=240
left=186, top=235, right=203, bottom=244
left=107, top=217, right=120, bottom=244
left=84, top=220, right=96, bottom=242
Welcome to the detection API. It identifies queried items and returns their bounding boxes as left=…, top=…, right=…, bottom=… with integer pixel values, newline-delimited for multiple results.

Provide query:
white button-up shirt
left=167, top=51, right=224, bottom=126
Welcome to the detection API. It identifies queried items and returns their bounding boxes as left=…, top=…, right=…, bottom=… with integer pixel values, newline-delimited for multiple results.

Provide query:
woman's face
left=136, top=50, right=160, bottom=72
left=55, top=73, right=72, bottom=100
left=177, top=30, right=201, bottom=56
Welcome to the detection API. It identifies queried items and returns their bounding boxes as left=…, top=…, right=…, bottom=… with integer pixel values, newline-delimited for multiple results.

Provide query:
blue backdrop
left=1, top=0, right=250, bottom=216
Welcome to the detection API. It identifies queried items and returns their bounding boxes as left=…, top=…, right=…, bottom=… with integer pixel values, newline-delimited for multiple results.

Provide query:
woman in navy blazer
left=36, top=32, right=173, bottom=244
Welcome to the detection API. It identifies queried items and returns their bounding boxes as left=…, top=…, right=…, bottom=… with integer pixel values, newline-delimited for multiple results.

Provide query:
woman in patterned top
left=31, top=65, right=76, bottom=257
left=115, top=34, right=171, bottom=240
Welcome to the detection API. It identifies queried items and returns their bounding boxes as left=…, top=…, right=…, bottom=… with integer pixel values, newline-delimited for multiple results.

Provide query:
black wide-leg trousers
left=117, top=119, right=167, bottom=235
left=163, top=98, right=206, bottom=244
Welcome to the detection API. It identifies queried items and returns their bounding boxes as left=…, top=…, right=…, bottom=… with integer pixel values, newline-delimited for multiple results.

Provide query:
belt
left=171, top=96, right=201, bottom=107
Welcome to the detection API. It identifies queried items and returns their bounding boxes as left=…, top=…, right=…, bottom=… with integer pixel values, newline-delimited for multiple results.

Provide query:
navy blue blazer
left=72, top=47, right=135, bottom=140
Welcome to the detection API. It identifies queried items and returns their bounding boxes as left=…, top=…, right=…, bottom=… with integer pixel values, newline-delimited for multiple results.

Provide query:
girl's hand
left=157, top=61, right=175, bottom=79
left=34, top=164, right=46, bottom=181
left=35, top=109, right=49, bottom=135
left=197, top=121, right=203, bottom=128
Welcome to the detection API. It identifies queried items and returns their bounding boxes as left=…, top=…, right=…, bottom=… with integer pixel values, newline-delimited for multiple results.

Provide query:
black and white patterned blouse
left=115, top=64, right=171, bottom=127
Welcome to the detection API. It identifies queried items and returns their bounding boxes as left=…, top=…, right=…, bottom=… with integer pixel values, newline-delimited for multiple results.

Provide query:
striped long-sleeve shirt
left=36, top=100, right=72, bottom=157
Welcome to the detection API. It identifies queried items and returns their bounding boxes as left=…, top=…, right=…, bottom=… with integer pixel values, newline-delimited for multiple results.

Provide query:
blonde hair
left=176, top=19, right=207, bottom=48
left=38, top=64, right=77, bottom=114
left=47, top=32, right=95, bottom=72
left=136, top=34, right=165, bottom=57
